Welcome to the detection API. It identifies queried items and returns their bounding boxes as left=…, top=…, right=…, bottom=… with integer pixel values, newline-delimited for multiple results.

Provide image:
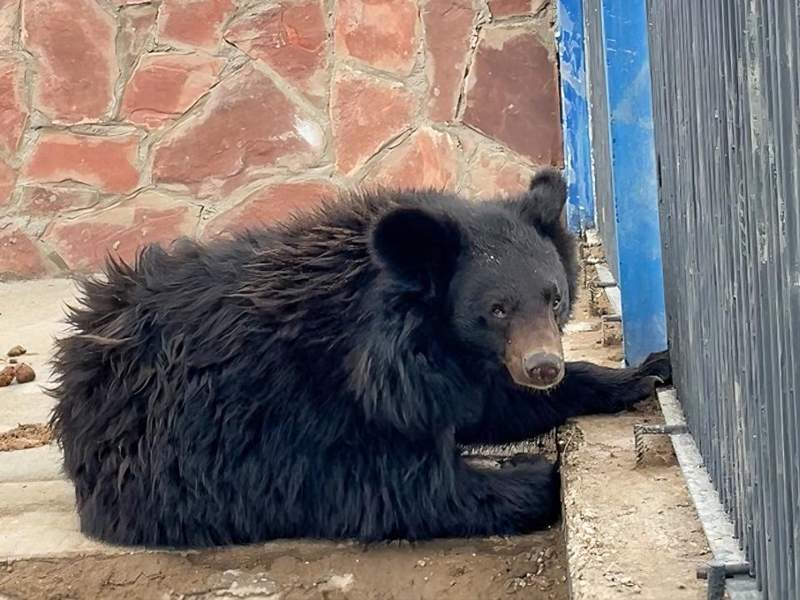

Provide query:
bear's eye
left=491, top=304, right=508, bottom=319
left=552, top=294, right=562, bottom=311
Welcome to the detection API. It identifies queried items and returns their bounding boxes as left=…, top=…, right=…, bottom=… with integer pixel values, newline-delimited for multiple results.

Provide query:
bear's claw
left=638, top=349, right=672, bottom=385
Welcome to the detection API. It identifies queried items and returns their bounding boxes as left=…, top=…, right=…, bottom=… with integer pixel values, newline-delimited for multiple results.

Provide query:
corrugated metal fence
left=647, top=2, right=800, bottom=598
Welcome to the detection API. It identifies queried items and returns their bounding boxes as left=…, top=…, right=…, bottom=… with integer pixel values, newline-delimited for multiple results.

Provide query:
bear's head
left=370, top=170, right=576, bottom=391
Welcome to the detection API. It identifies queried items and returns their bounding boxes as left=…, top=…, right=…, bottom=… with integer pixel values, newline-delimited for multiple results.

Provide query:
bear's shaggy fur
left=50, top=171, right=669, bottom=547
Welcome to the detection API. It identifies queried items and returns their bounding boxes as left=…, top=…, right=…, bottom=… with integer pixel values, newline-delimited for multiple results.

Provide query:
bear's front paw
left=611, top=362, right=669, bottom=411
left=637, top=350, right=672, bottom=385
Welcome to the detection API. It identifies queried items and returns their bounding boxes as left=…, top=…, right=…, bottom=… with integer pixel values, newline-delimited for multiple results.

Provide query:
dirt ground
left=0, top=532, right=568, bottom=600
left=0, top=423, right=53, bottom=452
left=559, top=245, right=708, bottom=599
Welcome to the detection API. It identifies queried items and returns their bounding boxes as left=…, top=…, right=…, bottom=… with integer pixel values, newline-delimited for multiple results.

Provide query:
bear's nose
left=522, top=352, right=564, bottom=388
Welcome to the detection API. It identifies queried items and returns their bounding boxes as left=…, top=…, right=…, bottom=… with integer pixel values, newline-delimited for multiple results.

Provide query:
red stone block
left=17, top=186, right=99, bottom=217
left=487, top=0, right=528, bottom=18
left=24, top=132, right=140, bottom=194
left=0, top=58, right=27, bottom=155
left=370, top=128, right=458, bottom=191
left=462, top=28, right=562, bottom=165
left=335, top=0, right=418, bottom=76
left=205, top=181, right=337, bottom=237
left=331, top=72, right=415, bottom=175
left=121, top=53, right=224, bottom=129
left=226, top=1, right=328, bottom=106
left=488, top=0, right=549, bottom=18
left=153, top=65, right=324, bottom=189
left=422, top=0, right=475, bottom=122
left=21, top=0, right=117, bottom=124
left=157, top=0, right=235, bottom=51
left=43, top=192, right=198, bottom=271
left=0, top=226, right=47, bottom=277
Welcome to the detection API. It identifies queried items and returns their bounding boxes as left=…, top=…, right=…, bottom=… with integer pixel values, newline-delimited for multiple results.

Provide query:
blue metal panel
left=556, top=0, right=595, bottom=232
left=599, top=0, right=666, bottom=365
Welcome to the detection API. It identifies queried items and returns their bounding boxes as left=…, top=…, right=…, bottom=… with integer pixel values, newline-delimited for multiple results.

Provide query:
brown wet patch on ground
left=0, top=532, right=568, bottom=600
left=0, top=423, right=52, bottom=452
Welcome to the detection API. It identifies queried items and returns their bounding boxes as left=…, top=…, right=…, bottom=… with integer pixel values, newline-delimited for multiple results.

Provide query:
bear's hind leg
left=391, top=454, right=560, bottom=540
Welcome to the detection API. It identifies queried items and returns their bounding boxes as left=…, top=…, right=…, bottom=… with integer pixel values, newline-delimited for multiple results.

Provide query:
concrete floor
left=0, top=279, right=117, bottom=558
left=0, top=279, right=74, bottom=432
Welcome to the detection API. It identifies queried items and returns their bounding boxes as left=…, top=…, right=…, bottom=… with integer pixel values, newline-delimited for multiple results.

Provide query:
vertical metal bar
left=742, top=1, right=772, bottom=591
left=598, top=0, right=667, bottom=365
left=720, top=0, right=745, bottom=553
left=706, top=563, right=727, bottom=600
left=759, top=4, right=786, bottom=595
left=714, top=0, right=747, bottom=551
left=557, top=0, right=596, bottom=232
left=783, top=3, right=800, bottom=593
left=730, top=0, right=761, bottom=576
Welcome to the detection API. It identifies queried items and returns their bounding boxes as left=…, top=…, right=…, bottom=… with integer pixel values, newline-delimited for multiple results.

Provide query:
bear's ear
left=370, top=207, right=462, bottom=287
left=518, top=169, right=567, bottom=227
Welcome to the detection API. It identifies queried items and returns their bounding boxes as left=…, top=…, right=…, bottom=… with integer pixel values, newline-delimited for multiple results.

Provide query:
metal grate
left=647, top=1, right=800, bottom=597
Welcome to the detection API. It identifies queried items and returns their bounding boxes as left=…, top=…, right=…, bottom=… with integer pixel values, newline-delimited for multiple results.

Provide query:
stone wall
left=0, top=0, right=562, bottom=278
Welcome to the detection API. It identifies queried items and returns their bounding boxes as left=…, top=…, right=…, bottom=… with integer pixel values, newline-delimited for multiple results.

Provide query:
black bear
left=50, top=170, right=669, bottom=547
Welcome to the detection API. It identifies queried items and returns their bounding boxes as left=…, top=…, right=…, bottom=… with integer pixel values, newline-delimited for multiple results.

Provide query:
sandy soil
left=559, top=246, right=709, bottom=599
left=0, top=531, right=568, bottom=600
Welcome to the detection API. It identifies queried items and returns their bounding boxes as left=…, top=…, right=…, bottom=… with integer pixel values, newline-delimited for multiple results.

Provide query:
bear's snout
left=522, top=352, right=564, bottom=388
left=505, top=317, right=564, bottom=390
